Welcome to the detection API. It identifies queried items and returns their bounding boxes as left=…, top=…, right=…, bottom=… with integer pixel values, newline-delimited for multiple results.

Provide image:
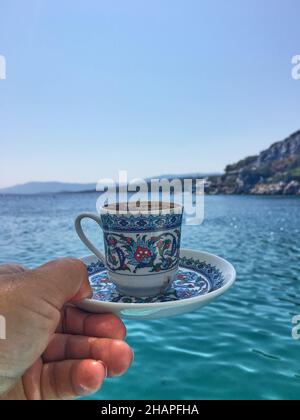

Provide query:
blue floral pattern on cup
left=75, top=205, right=184, bottom=296
left=101, top=213, right=183, bottom=233
left=104, top=230, right=181, bottom=273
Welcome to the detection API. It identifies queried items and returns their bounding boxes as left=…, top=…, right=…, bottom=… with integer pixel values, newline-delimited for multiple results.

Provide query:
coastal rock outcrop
left=205, top=130, right=300, bottom=195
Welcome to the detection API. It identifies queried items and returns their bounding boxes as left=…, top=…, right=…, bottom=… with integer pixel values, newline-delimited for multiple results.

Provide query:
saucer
left=76, top=249, right=236, bottom=320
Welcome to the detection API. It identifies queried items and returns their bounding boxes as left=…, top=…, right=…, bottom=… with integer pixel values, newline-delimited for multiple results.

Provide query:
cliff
left=206, top=130, right=300, bottom=195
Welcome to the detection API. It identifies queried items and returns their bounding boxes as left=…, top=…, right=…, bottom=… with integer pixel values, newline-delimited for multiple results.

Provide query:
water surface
left=0, top=194, right=299, bottom=400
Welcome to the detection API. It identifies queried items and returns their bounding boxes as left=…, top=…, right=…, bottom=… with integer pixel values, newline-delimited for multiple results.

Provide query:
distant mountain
left=0, top=174, right=221, bottom=195
left=0, top=181, right=96, bottom=195
left=206, top=130, right=300, bottom=195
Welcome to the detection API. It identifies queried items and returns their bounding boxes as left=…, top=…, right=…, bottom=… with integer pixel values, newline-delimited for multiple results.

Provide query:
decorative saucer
left=76, top=249, right=236, bottom=320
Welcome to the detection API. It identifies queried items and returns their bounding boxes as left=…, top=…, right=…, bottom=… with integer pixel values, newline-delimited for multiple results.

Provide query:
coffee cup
left=75, top=201, right=183, bottom=297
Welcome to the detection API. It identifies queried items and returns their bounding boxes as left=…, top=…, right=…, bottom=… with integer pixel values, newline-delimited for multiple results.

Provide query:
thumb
left=28, top=258, right=92, bottom=310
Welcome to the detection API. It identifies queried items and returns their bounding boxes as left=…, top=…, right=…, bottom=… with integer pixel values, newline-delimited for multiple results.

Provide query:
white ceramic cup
left=75, top=201, right=183, bottom=297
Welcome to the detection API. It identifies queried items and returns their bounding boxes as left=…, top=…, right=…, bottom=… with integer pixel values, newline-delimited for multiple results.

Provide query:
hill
left=0, top=182, right=96, bottom=195
left=206, top=130, right=300, bottom=195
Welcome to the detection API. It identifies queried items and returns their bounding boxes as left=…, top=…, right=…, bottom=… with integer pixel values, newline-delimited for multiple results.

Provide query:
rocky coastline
left=205, top=130, right=300, bottom=195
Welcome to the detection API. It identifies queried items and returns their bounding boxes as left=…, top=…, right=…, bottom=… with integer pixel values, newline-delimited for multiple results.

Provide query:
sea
left=0, top=193, right=299, bottom=400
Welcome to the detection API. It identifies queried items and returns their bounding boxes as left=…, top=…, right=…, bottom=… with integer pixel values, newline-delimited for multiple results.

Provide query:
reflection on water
left=0, top=194, right=300, bottom=400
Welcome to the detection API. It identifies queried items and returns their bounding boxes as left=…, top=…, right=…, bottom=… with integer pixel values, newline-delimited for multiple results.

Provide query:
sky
left=0, top=0, right=300, bottom=188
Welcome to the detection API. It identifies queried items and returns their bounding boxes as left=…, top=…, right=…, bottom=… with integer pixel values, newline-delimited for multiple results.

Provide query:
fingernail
left=97, top=361, right=107, bottom=378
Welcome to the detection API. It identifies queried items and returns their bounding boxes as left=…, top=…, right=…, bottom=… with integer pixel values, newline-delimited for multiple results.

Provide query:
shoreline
left=1, top=191, right=300, bottom=198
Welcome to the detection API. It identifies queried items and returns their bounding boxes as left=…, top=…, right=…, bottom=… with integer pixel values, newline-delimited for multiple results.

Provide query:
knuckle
left=57, top=258, right=86, bottom=271
left=70, top=258, right=87, bottom=275
left=107, top=314, right=127, bottom=339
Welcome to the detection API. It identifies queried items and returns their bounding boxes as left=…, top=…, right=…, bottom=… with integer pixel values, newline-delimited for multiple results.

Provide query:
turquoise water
left=0, top=194, right=300, bottom=400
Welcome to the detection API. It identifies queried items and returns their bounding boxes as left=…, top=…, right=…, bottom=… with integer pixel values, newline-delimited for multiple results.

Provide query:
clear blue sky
left=0, top=0, right=300, bottom=188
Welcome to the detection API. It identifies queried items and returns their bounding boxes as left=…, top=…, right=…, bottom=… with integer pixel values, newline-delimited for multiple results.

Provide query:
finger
left=27, top=258, right=92, bottom=310
left=41, top=359, right=106, bottom=400
left=43, top=334, right=134, bottom=377
left=57, top=307, right=126, bottom=340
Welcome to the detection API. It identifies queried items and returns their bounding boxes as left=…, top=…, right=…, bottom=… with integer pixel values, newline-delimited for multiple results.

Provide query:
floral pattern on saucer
left=86, top=257, right=225, bottom=304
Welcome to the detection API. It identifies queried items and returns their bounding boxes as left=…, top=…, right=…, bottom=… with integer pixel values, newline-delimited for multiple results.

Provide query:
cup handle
left=75, top=213, right=106, bottom=264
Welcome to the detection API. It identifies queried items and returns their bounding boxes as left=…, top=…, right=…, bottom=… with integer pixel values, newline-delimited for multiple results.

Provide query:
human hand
left=0, top=259, right=133, bottom=400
